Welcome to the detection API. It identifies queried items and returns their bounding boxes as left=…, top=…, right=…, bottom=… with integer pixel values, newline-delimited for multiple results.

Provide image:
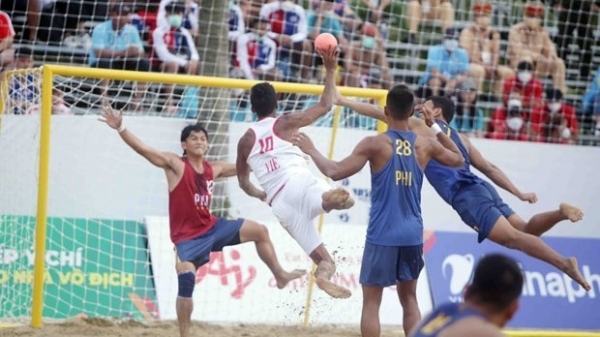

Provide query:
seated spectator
left=507, top=1, right=566, bottom=93
left=152, top=1, right=199, bottom=113
left=404, top=0, right=455, bottom=44
left=260, top=0, right=313, bottom=80
left=487, top=91, right=530, bottom=141
left=450, top=78, right=484, bottom=138
left=6, top=47, right=36, bottom=114
left=236, top=18, right=281, bottom=81
left=343, top=22, right=391, bottom=89
left=459, top=1, right=513, bottom=96
left=0, top=10, right=14, bottom=71
left=158, top=0, right=199, bottom=37
left=502, top=60, right=543, bottom=114
left=419, top=28, right=469, bottom=97
left=90, top=4, right=150, bottom=109
left=532, top=88, right=578, bottom=143
left=582, top=66, right=600, bottom=136
left=26, top=88, right=72, bottom=115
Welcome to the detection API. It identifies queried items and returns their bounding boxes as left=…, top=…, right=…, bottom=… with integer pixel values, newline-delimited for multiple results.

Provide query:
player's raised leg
left=487, top=216, right=591, bottom=290
left=507, top=203, right=584, bottom=237
left=175, top=262, right=196, bottom=337
left=239, top=220, right=306, bottom=288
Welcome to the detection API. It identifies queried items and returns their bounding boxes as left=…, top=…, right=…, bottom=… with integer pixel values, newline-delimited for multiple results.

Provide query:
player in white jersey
left=236, top=47, right=353, bottom=299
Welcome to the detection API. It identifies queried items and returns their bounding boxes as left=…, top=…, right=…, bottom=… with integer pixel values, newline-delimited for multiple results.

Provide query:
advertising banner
left=0, top=215, right=157, bottom=321
left=146, top=216, right=433, bottom=325
left=424, top=231, right=600, bottom=330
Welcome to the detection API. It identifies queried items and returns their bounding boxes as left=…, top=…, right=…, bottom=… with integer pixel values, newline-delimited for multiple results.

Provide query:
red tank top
left=169, top=158, right=217, bottom=244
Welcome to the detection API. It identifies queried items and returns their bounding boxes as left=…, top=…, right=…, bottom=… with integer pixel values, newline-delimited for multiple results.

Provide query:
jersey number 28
left=259, top=136, right=274, bottom=154
left=395, top=139, right=412, bottom=156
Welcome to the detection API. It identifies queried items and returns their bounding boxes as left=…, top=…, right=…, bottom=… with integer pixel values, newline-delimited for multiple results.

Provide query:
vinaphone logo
left=441, top=254, right=599, bottom=304
left=442, top=254, right=475, bottom=302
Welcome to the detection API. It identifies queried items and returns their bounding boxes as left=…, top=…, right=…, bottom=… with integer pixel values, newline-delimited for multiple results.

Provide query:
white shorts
left=270, top=171, right=331, bottom=255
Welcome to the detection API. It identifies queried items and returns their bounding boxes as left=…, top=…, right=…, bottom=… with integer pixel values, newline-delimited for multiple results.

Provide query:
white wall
left=1, top=116, right=599, bottom=238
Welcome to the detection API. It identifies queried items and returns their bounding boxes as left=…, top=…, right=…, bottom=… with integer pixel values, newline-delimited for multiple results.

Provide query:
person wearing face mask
left=236, top=18, right=281, bottom=82
left=502, top=60, right=543, bottom=114
left=152, top=1, right=200, bottom=114
left=459, top=1, right=513, bottom=96
left=488, top=91, right=529, bottom=141
left=157, top=0, right=199, bottom=37
left=343, top=22, right=391, bottom=89
left=419, top=28, right=469, bottom=97
left=532, top=88, right=578, bottom=143
left=507, top=1, right=566, bottom=93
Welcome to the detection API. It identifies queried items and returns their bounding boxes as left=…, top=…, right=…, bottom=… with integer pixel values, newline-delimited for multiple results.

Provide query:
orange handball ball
left=314, top=33, right=338, bottom=53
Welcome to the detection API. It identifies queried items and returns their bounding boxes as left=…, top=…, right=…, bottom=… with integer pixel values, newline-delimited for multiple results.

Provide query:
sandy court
left=0, top=319, right=404, bottom=337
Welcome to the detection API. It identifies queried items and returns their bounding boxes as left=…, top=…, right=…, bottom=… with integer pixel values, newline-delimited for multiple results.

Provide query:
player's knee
left=257, top=224, right=269, bottom=240
left=178, top=270, right=196, bottom=298
left=249, top=223, right=269, bottom=241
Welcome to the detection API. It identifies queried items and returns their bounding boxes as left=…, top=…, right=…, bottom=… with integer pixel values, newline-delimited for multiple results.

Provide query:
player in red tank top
left=100, top=107, right=304, bottom=337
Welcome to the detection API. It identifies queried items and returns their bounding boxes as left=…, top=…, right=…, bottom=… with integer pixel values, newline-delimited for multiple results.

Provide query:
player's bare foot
left=563, top=257, right=591, bottom=291
left=315, top=277, right=352, bottom=299
left=560, top=203, right=584, bottom=223
left=276, top=269, right=306, bottom=289
left=323, top=187, right=355, bottom=211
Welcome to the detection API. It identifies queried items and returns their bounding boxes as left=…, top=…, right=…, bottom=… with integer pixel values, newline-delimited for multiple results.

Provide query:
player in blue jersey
left=334, top=95, right=591, bottom=291
left=409, top=254, right=523, bottom=337
left=293, top=85, right=465, bottom=336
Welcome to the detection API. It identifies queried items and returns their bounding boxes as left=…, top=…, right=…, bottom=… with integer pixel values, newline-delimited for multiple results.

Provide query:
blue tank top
left=368, top=130, right=423, bottom=246
left=424, top=120, right=483, bottom=204
left=412, top=302, right=487, bottom=337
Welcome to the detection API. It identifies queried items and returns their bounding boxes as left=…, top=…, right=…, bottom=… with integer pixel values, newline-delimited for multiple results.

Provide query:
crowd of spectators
left=0, top=0, right=599, bottom=145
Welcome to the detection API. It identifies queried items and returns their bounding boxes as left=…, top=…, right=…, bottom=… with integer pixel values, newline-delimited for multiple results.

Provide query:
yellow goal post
left=18, top=64, right=388, bottom=328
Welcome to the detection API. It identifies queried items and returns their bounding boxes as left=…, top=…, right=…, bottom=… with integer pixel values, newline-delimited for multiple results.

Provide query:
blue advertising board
left=424, top=231, right=600, bottom=330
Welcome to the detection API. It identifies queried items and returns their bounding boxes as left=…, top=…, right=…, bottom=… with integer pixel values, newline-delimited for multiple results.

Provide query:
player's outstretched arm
left=236, top=131, right=267, bottom=201
left=293, top=132, right=371, bottom=181
left=462, top=134, right=537, bottom=203
left=334, top=91, right=387, bottom=123
left=99, top=106, right=179, bottom=170
left=211, top=161, right=237, bottom=179
left=279, top=47, right=338, bottom=129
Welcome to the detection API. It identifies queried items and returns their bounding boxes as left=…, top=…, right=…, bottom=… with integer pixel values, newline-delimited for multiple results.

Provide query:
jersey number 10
left=259, top=136, right=274, bottom=154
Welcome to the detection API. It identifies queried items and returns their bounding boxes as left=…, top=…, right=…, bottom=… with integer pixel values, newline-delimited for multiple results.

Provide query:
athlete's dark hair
left=465, top=254, right=524, bottom=312
left=250, top=82, right=278, bottom=118
left=386, top=84, right=414, bottom=120
left=180, top=123, right=208, bottom=155
left=428, top=96, right=456, bottom=123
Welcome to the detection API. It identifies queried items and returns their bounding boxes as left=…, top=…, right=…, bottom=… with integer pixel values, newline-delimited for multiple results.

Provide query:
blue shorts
left=359, top=243, right=424, bottom=287
left=175, top=218, right=244, bottom=268
left=451, top=181, right=514, bottom=243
